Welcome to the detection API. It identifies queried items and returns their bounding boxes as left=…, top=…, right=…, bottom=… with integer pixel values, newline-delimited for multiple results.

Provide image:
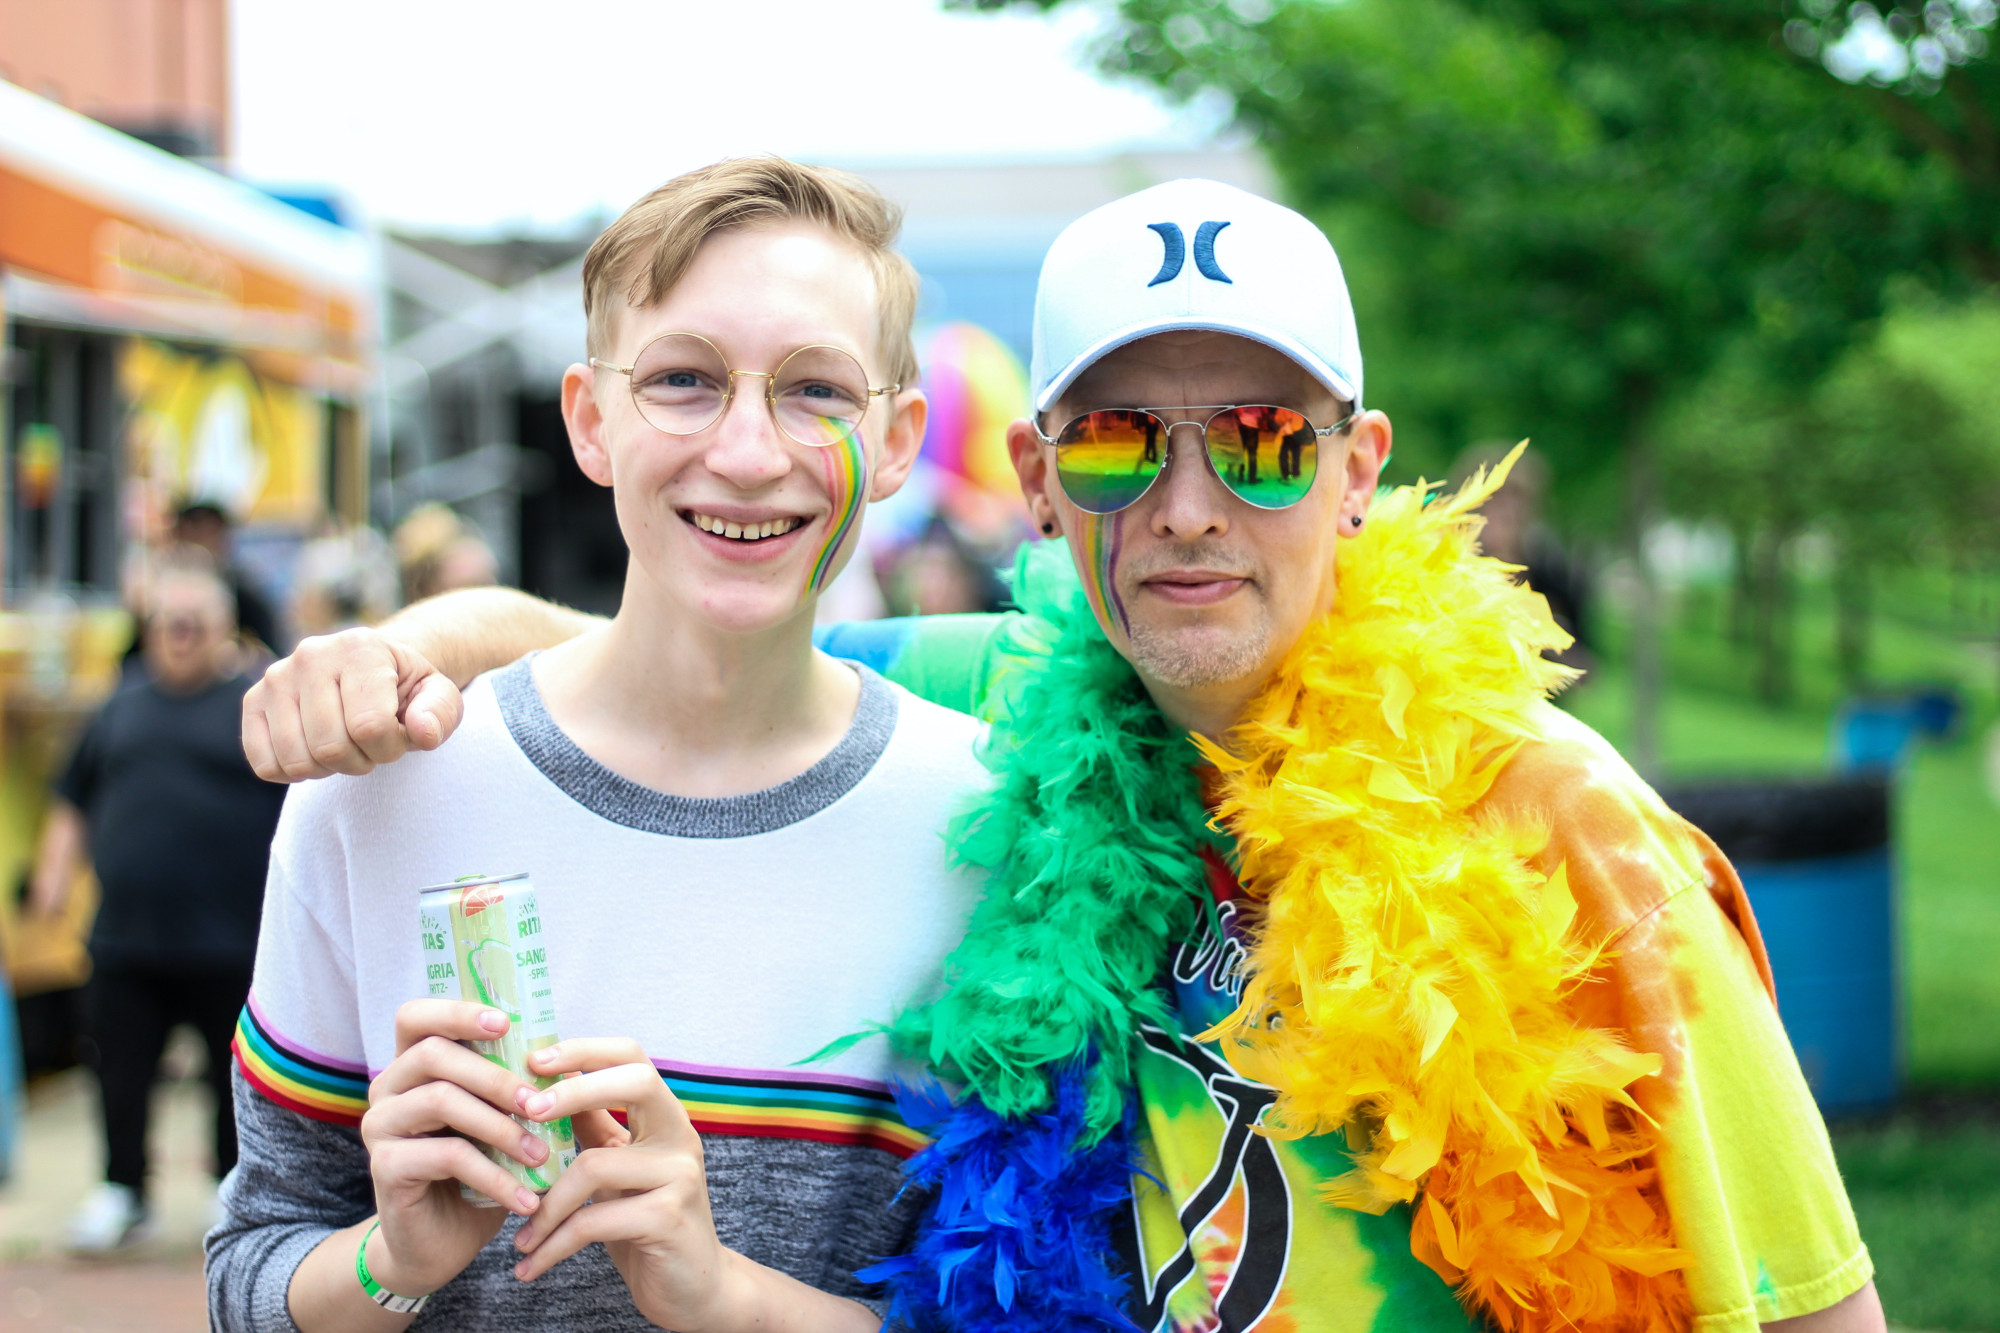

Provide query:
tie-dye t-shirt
left=815, top=616, right=1873, bottom=1333
left=1111, top=839, right=1478, bottom=1333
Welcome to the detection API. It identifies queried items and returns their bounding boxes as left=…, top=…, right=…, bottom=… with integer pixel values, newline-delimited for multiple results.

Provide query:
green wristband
left=356, top=1220, right=431, bottom=1316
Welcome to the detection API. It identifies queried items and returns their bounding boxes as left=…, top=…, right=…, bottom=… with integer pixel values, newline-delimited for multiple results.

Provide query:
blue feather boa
left=857, top=1067, right=1140, bottom=1332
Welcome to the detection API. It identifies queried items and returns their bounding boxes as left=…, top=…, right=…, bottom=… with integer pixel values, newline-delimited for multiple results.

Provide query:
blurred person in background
left=1452, top=442, right=1593, bottom=672
left=31, top=559, right=289, bottom=1252
left=288, top=519, right=401, bottom=639
left=392, top=502, right=500, bottom=605
left=174, top=501, right=283, bottom=654
left=877, top=516, right=1006, bottom=616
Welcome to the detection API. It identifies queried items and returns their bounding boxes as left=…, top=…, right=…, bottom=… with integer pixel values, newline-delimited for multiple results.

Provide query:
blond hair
left=583, top=157, right=920, bottom=387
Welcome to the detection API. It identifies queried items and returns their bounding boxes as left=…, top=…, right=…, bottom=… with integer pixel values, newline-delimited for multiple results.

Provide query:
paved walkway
left=0, top=1041, right=217, bottom=1333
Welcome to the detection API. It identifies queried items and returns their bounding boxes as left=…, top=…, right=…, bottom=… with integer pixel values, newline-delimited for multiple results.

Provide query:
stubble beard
left=1125, top=615, right=1271, bottom=689
left=1117, top=548, right=1274, bottom=690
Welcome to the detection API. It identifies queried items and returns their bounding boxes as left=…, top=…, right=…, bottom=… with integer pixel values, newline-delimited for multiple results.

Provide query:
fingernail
left=524, top=1092, right=554, bottom=1116
left=514, top=1261, right=531, bottom=1280
left=520, top=1133, right=548, bottom=1163
left=479, top=1010, right=507, bottom=1033
left=516, top=1187, right=539, bottom=1213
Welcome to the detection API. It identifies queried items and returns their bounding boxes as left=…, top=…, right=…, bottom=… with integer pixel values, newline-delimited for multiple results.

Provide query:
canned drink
left=418, top=872, right=577, bottom=1205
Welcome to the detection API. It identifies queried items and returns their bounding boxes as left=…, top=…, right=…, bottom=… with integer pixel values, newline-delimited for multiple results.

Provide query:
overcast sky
left=231, top=0, right=1208, bottom=234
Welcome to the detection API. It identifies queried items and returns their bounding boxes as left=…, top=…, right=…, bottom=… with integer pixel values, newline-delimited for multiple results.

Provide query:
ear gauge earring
left=1041, top=522, right=1055, bottom=535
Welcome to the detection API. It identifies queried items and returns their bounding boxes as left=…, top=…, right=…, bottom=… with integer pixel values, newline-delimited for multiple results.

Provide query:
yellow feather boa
left=1199, top=448, right=1693, bottom=1333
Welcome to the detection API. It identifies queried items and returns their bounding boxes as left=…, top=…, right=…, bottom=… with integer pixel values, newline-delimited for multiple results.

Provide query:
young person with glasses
left=209, top=158, right=990, bottom=1333
left=242, top=180, right=1882, bottom=1333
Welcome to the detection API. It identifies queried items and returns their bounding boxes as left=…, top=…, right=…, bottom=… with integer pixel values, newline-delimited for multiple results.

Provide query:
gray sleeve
left=699, top=1134, right=927, bottom=1321
left=206, top=1066, right=374, bottom=1333
left=206, top=1066, right=916, bottom=1331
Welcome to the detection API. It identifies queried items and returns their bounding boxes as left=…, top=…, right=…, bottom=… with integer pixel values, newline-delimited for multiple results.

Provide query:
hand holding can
left=419, top=873, right=577, bottom=1204
left=355, top=998, right=554, bottom=1300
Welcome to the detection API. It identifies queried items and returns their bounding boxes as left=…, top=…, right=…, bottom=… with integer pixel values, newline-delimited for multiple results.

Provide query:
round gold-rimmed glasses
left=589, top=332, right=901, bottom=448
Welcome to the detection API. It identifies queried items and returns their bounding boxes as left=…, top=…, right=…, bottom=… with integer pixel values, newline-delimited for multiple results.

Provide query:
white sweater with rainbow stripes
left=210, top=658, right=988, bottom=1329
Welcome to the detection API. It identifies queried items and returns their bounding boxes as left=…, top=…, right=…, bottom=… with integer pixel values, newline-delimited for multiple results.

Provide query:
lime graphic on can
left=467, top=939, right=522, bottom=1020
left=418, top=872, right=577, bottom=1205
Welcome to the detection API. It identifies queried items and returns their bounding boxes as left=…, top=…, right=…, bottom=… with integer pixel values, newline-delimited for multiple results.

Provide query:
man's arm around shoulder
left=243, top=587, right=601, bottom=783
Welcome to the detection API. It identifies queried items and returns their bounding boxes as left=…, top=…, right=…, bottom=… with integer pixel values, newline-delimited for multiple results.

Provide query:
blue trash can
left=1659, top=777, right=1899, bottom=1115
left=1832, top=688, right=1965, bottom=772
left=1832, top=702, right=1921, bottom=772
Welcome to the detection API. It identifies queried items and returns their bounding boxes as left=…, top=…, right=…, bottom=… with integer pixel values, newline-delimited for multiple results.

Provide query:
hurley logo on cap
left=1032, top=180, right=1360, bottom=411
left=1146, top=221, right=1233, bottom=286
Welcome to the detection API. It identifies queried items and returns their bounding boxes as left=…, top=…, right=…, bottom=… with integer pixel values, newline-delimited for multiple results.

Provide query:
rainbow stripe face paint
left=1074, top=510, right=1130, bottom=638
left=805, top=422, right=869, bottom=598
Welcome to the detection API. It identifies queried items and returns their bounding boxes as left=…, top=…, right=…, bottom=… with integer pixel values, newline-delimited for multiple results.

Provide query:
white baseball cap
left=1030, top=178, right=1363, bottom=416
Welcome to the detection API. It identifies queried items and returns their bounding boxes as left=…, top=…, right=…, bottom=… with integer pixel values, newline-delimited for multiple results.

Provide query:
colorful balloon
left=918, top=322, right=1030, bottom=503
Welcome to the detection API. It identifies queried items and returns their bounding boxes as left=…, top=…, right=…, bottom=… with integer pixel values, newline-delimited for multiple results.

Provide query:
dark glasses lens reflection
left=1054, top=410, right=1167, bottom=514
left=1203, top=407, right=1317, bottom=510
left=1052, top=406, right=1320, bottom=515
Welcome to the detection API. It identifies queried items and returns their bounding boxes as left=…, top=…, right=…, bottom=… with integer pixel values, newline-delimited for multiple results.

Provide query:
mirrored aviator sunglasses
left=1042, top=406, right=1354, bottom=515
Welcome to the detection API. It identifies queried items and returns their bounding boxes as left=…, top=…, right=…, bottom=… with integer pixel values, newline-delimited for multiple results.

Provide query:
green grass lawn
left=1897, top=739, right=2000, bottom=1088
left=1564, top=571, right=2000, bottom=1328
left=1832, top=1105, right=2000, bottom=1332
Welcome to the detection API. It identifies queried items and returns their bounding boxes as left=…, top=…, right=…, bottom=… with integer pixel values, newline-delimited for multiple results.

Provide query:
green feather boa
left=886, top=538, right=1215, bottom=1142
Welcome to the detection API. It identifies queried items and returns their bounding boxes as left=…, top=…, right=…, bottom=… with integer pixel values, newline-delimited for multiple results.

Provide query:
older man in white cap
left=243, top=178, right=1880, bottom=1333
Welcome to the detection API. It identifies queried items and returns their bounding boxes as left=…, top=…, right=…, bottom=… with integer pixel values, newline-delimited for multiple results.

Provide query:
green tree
left=1785, top=0, right=2000, bottom=283
left=1814, top=295, right=2000, bottom=685
left=1652, top=355, right=1820, bottom=703
left=1653, top=320, right=1994, bottom=701
left=956, top=0, right=1962, bottom=768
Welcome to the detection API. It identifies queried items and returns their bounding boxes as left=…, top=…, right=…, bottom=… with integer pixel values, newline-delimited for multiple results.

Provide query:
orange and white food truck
left=0, top=78, right=372, bottom=1070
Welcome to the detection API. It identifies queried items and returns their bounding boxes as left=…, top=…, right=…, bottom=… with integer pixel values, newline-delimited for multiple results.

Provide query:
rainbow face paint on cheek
left=1073, top=510, right=1130, bottom=638
left=805, top=423, right=869, bottom=597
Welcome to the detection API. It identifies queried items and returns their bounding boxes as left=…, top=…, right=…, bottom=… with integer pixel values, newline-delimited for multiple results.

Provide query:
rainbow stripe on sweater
left=659, top=1058, right=928, bottom=1159
left=233, top=1000, right=370, bottom=1126
left=234, top=999, right=926, bottom=1158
